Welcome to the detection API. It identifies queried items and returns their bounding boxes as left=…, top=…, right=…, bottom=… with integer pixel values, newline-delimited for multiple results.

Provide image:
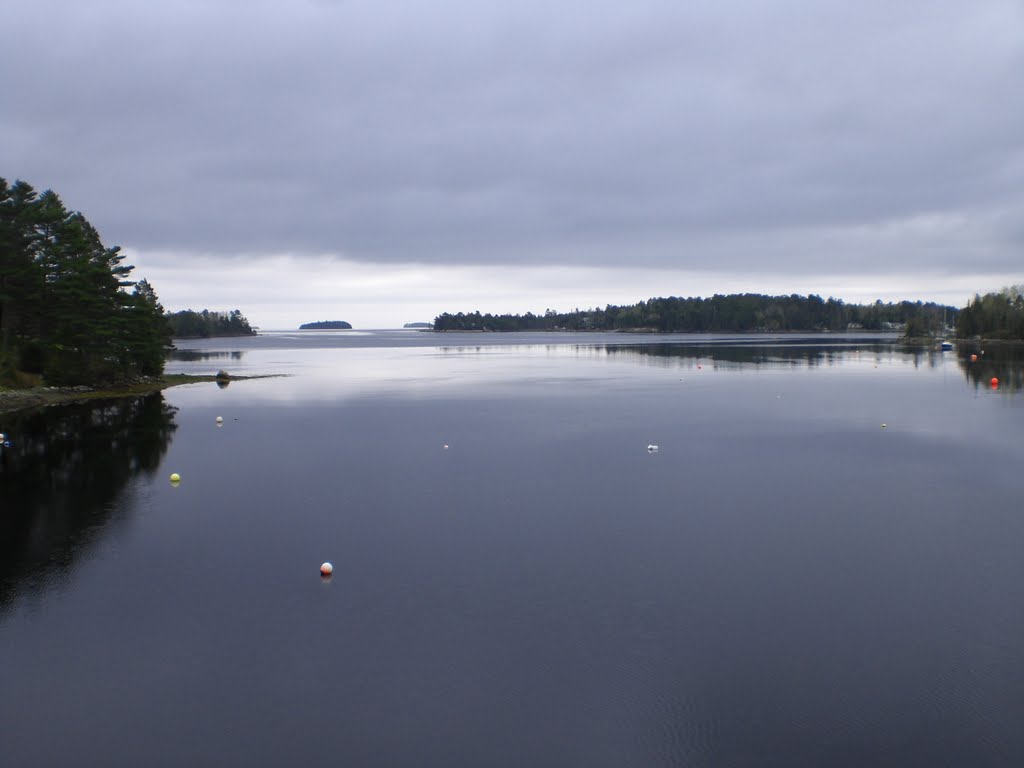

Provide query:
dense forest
left=1, top=178, right=171, bottom=386
left=167, top=309, right=257, bottom=338
left=434, top=294, right=956, bottom=334
left=956, top=287, right=1024, bottom=340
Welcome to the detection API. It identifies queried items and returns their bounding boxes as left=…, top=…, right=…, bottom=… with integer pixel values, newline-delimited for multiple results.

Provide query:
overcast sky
left=4, top=0, right=1023, bottom=328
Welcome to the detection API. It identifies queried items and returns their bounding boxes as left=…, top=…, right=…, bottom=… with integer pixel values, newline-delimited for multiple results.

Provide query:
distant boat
left=939, top=309, right=954, bottom=350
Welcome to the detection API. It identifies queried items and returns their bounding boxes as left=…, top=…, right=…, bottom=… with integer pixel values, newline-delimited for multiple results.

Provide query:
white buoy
left=169, top=472, right=181, bottom=483
left=881, top=423, right=887, bottom=429
left=442, top=444, right=449, bottom=450
left=215, top=416, right=223, bottom=424
left=320, top=562, right=333, bottom=576
left=647, top=444, right=659, bottom=452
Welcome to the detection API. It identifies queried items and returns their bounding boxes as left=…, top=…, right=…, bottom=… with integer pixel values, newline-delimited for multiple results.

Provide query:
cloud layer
left=4, top=0, right=1023, bottom=323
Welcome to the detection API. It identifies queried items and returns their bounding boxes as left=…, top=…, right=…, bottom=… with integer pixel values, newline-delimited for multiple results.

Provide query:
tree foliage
left=0, top=177, right=172, bottom=385
left=434, top=294, right=956, bottom=334
left=166, top=308, right=257, bottom=338
left=955, top=287, right=1024, bottom=340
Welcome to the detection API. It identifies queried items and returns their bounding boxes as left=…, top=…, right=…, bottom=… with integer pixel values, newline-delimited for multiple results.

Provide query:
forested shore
left=434, top=294, right=956, bottom=335
left=2, top=177, right=260, bottom=390
left=956, top=287, right=1024, bottom=340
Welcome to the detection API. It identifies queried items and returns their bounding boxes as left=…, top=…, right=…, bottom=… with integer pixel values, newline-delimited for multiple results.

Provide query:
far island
left=299, top=320, right=352, bottom=330
left=403, top=322, right=433, bottom=329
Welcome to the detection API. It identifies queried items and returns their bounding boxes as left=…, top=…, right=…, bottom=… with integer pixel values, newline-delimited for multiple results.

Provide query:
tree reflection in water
left=957, top=344, right=1024, bottom=393
left=0, top=394, right=177, bottom=606
left=601, top=341, right=901, bottom=369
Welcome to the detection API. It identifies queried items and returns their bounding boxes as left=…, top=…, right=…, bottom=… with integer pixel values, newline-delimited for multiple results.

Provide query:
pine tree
left=0, top=180, right=46, bottom=363
left=122, top=279, right=172, bottom=376
left=0, top=176, right=173, bottom=386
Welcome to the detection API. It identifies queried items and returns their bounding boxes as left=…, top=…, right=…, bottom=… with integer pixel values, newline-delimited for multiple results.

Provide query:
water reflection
left=0, top=395, right=178, bottom=607
left=167, top=349, right=246, bottom=362
left=602, top=341, right=901, bottom=369
left=957, top=344, right=1024, bottom=392
left=435, top=340, right=904, bottom=367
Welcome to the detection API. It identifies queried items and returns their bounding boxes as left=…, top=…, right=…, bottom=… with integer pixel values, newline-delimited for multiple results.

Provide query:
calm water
left=2, top=331, right=1023, bottom=767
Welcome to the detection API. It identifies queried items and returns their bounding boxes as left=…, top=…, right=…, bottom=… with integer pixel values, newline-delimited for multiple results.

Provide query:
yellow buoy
left=169, top=472, right=181, bottom=483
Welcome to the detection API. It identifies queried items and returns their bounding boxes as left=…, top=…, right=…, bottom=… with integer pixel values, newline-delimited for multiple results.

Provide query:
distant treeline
left=956, top=287, right=1024, bottom=340
left=434, top=294, right=956, bottom=334
left=1, top=178, right=171, bottom=386
left=166, top=309, right=257, bottom=338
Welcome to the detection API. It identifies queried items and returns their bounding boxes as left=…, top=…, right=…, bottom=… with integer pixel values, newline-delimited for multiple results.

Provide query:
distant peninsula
left=168, top=309, right=257, bottom=338
left=299, top=320, right=352, bottom=330
left=434, top=293, right=958, bottom=335
left=403, top=322, right=433, bottom=329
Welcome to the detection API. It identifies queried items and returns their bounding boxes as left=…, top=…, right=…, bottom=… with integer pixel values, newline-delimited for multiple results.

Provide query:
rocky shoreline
left=0, top=373, right=279, bottom=416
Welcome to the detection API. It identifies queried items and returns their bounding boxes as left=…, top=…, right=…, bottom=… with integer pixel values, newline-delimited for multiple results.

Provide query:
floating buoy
left=169, top=472, right=181, bottom=483
left=970, top=354, right=978, bottom=362
left=320, top=562, right=333, bottom=576
left=647, top=444, right=659, bottom=452
left=991, top=377, right=999, bottom=386
left=215, top=416, right=223, bottom=424
left=881, top=423, right=887, bottom=429
left=442, top=444, right=449, bottom=450
left=0, top=432, right=5, bottom=441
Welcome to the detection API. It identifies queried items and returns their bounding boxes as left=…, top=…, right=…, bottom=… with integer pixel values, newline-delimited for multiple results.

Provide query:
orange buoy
left=320, top=562, right=333, bottom=576
left=970, top=354, right=978, bottom=361
left=991, top=377, right=999, bottom=386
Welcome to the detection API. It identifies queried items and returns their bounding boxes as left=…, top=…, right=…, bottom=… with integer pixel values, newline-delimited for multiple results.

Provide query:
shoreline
left=0, top=373, right=282, bottom=416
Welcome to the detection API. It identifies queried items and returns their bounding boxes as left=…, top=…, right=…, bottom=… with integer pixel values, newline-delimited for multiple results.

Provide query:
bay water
left=2, top=332, right=1023, bottom=766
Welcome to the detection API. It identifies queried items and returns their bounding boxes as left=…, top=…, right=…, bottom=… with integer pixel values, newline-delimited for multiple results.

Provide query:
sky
left=4, top=0, right=1023, bottom=329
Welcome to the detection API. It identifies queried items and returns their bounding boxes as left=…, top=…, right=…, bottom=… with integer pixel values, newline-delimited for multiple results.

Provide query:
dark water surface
left=3, top=332, right=1024, bottom=767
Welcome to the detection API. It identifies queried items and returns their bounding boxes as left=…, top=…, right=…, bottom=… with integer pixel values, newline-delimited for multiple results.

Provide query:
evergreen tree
left=0, top=176, right=172, bottom=386
left=0, top=180, right=46, bottom=363
left=122, top=279, right=173, bottom=376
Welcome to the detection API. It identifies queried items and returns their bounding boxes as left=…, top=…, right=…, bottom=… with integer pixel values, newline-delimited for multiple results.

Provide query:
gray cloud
left=3, top=0, right=1023, bottom=279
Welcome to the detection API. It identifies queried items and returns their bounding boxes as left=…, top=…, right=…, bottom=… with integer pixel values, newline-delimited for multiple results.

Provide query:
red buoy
left=970, top=354, right=978, bottom=362
left=991, top=377, right=999, bottom=389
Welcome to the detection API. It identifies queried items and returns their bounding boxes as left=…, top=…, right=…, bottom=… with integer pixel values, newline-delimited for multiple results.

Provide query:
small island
left=299, top=320, right=352, bottom=330
left=403, top=322, right=433, bottom=329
